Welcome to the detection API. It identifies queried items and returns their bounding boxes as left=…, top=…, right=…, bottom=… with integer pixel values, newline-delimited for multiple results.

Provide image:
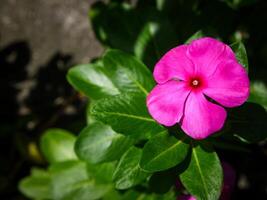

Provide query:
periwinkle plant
left=19, top=1, right=267, bottom=200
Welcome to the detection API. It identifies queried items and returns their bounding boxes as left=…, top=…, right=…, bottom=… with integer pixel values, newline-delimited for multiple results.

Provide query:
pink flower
left=147, top=37, right=249, bottom=139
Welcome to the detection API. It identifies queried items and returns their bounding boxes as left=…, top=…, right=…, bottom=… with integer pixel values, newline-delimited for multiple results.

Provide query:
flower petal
left=187, top=37, right=236, bottom=77
left=153, top=45, right=195, bottom=83
left=147, top=80, right=190, bottom=126
left=203, top=60, right=249, bottom=107
left=181, top=92, right=226, bottom=139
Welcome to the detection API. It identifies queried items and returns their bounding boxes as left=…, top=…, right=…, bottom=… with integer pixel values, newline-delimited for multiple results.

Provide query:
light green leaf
left=140, top=132, right=189, bottom=172
left=185, top=30, right=205, bottom=44
left=75, top=122, right=134, bottom=164
left=249, top=81, right=267, bottom=110
left=180, top=144, right=223, bottom=200
left=67, top=49, right=154, bottom=99
left=49, top=161, right=111, bottom=200
left=67, top=62, right=120, bottom=99
left=90, top=93, right=165, bottom=140
left=231, top=41, right=249, bottom=71
left=40, top=129, right=77, bottom=163
left=103, top=49, right=155, bottom=96
left=19, top=168, right=52, bottom=200
left=86, top=162, right=117, bottom=183
left=113, top=147, right=150, bottom=190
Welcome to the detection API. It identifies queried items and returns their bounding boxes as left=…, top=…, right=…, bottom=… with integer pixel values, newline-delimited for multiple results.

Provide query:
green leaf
left=145, top=191, right=176, bottom=200
left=148, top=167, right=179, bottom=194
left=231, top=41, right=249, bottom=71
left=103, top=49, right=155, bottom=95
left=103, top=189, right=123, bottom=200
left=19, top=168, right=52, bottom=200
left=229, top=102, right=267, bottom=143
left=133, top=9, right=178, bottom=67
left=208, top=138, right=250, bottom=153
left=67, top=62, right=120, bottom=99
left=185, top=30, right=205, bottom=44
left=49, top=161, right=111, bottom=200
left=75, top=122, right=134, bottom=164
left=67, top=49, right=154, bottom=99
left=113, top=147, right=150, bottom=189
left=40, top=129, right=77, bottom=163
left=223, top=0, right=257, bottom=9
left=180, top=144, right=223, bottom=200
left=249, top=81, right=267, bottom=110
left=90, top=93, right=165, bottom=140
left=90, top=2, right=139, bottom=54
left=86, top=162, right=117, bottom=183
left=121, top=190, right=140, bottom=200
left=140, top=132, right=189, bottom=172
left=49, top=161, right=88, bottom=199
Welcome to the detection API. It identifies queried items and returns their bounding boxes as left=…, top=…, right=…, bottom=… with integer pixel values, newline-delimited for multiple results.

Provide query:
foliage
left=19, top=0, right=267, bottom=200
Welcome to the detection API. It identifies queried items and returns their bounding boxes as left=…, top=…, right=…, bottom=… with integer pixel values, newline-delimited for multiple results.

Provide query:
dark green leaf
left=133, top=9, right=178, bottom=67
left=208, top=138, right=250, bottom=153
left=113, top=147, right=150, bottom=189
left=75, top=122, right=133, bottom=164
left=40, top=129, right=77, bottom=163
left=121, top=190, right=140, bottom=200
left=223, top=0, right=257, bottom=9
left=90, top=2, right=178, bottom=67
left=180, top=144, right=223, bottom=200
left=140, top=132, right=189, bottom=172
left=49, top=161, right=111, bottom=200
left=19, top=168, right=52, bottom=200
left=90, top=93, right=165, bottom=140
left=231, top=41, right=249, bottom=71
left=229, top=102, right=267, bottom=143
left=148, top=167, right=179, bottom=194
left=90, top=2, right=139, bottom=54
left=103, top=189, right=123, bottom=200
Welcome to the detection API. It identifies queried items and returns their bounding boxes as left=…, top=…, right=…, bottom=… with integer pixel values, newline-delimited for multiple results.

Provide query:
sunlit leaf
left=180, top=144, right=223, bottom=200
left=75, top=122, right=133, bottom=164
left=113, top=147, right=150, bottom=189
left=40, top=129, right=77, bottom=163
left=140, top=132, right=189, bottom=172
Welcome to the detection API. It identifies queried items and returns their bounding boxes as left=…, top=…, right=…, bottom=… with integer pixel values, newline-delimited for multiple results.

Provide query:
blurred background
left=1, top=0, right=267, bottom=199
left=0, top=0, right=102, bottom=199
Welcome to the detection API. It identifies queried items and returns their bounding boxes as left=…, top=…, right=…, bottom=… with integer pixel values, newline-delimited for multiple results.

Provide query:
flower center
left=190, top=78, right=201, bottom=88
left=192, top=80, right=199, bottom=86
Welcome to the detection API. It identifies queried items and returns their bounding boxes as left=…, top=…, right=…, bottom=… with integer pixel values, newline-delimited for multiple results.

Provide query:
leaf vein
left=192, top=148, right=209, bottom=199
left=95, top=111, right=155, bottom=122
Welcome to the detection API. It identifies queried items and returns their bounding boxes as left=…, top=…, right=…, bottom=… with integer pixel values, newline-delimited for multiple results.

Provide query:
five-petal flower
left=147, top=37, right=249, bottom=139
